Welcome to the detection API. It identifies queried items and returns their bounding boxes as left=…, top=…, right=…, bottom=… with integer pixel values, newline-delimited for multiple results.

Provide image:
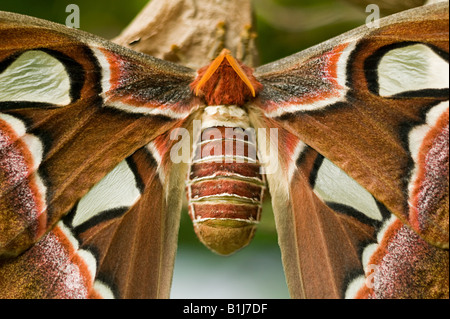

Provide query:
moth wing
left=0, top=11, right=198, bottom=298
left=0, top=139, right=189, bottom=298
left=251, top=2, right=449, bottom=298
left=250, top=116, right=382, bottom=298
left=0, top=11, right=196, bottom=258
left=71, top=128, right=193, bottom=299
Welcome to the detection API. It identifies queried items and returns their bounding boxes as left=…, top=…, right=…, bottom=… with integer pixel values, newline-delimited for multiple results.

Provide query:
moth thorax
left=186, top=105, right=265, bottom=255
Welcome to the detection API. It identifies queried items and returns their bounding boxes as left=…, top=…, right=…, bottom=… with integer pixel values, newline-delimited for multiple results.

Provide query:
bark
left=113, top=0, right=258, bottom=69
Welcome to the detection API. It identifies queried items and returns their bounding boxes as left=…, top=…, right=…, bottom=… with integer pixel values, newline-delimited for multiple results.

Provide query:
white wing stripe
left=71, top=160, right=141, bottom=228
left=378, top=44, right=449, bottom=97
left=0, top=50, right=71, bottom=105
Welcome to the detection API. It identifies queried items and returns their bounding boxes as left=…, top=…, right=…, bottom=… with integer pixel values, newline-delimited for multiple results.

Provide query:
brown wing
left=0, top=11, right=196, bottom=298
left=251, top=2, right=449, bottom=298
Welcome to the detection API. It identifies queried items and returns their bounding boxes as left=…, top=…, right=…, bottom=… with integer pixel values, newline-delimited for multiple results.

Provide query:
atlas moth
left=0, top=1, right=448, bottom=299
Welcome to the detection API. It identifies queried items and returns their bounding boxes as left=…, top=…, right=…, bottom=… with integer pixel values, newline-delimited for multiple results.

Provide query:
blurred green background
left=0, top=0, right=374, bottom=298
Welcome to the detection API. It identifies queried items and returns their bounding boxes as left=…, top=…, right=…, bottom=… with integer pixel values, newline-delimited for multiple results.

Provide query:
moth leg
left=207, top=21, right=227, bottom=60
left=163, top=44, right=189, bottom=65
left=236, top=24, right=258, bottom=67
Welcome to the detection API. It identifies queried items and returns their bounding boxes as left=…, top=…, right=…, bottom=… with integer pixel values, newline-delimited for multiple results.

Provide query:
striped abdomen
left=186, top=105, right=265, bottom=255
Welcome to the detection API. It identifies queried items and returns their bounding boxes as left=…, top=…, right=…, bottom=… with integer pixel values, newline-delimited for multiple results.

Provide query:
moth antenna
left=194, top=49, right=256, bottom=98
left=225, top=54, right=256, bottom=97
left=194, top=50, right=226, bottom=95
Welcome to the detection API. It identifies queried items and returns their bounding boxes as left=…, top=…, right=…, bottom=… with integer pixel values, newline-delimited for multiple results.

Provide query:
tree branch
left=113, top=0, right=257, bottom=69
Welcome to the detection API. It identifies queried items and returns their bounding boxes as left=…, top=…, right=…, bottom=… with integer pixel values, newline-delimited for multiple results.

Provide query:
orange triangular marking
left=194, top=49, right=256, bottom=97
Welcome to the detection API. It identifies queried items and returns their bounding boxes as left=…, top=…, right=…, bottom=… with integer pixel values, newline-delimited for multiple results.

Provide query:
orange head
left=191, top=49, right=263, bottom=106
